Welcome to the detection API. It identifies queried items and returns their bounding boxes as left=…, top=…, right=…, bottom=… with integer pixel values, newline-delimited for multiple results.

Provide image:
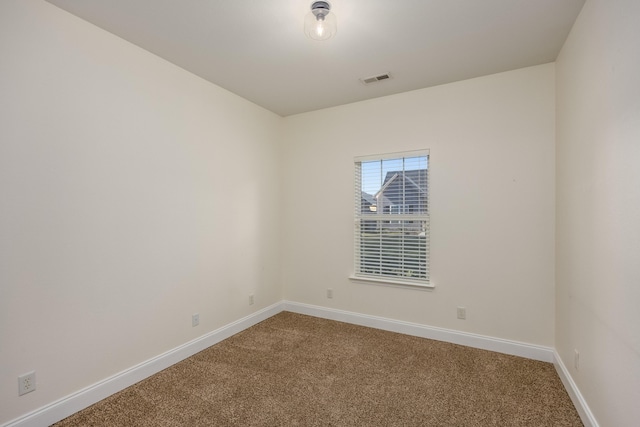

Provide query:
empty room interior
left=1, top=1, right=638, bottom=426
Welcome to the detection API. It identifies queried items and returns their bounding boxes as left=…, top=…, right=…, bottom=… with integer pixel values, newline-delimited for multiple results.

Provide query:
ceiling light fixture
left=304, top=1, right=337, bottom=41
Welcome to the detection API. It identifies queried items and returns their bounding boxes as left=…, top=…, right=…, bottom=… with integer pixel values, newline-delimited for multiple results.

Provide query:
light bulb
left=304, top=1, right=336, bottom=41
left=315, top=18, right=325, bottom=37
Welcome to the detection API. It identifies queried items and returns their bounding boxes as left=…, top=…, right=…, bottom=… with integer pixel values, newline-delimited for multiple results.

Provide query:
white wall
left=555, top=0, right=640, bottom=425
left=12, top=0, right=637, bottom=425
left=0, top=1, right=282, bottom=424
left=281, top=64, right=556, bottom=346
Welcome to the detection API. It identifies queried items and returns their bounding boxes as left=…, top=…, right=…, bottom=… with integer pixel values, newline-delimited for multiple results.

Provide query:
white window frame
left=351, top=149, right=432, bottom=289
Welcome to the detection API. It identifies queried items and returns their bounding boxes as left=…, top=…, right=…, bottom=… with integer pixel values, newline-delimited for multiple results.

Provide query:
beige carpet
left=54, top=312, right=583, bottom=426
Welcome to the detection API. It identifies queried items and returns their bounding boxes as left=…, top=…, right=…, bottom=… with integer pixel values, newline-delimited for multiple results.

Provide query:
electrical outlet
left=327, top=288, right=333, bottom=299
left=18, top=371, right=36, bottom=396
left=192, top=313, right=199, bottom=327
left=574, top=349, right=580, bottom=370
left=457, top=306, right=466, bottom=320
left=249, top=294, right=254, bottom=305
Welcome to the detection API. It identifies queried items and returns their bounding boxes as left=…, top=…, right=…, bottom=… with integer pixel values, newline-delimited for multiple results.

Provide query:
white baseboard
left=5, top=300, right=597, bottom=427
left=283, top=301, right=555, bottom=362
left=2, top=302, right=284, bottom=427
left=553, top=350, right=600, bottom=427
left=284, top=301, right=602, bottom=426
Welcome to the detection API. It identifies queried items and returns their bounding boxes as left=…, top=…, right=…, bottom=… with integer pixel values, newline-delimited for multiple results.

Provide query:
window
left=353, top=150, right=430, bottom=287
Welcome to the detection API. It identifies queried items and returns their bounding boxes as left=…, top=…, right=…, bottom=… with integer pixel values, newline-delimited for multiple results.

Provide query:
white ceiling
left=46, top=0, right=585, bottom=117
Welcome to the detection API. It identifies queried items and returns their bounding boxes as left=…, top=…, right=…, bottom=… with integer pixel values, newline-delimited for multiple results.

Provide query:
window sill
left=349, top=275, right=435, bottom=290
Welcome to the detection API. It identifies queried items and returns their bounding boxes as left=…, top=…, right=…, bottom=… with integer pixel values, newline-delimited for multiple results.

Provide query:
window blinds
left=354, top=151, right=430, bottom=286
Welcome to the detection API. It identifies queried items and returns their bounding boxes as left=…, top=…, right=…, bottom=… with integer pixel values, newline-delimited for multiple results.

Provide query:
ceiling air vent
left=360, top=73, right=392, bottom=85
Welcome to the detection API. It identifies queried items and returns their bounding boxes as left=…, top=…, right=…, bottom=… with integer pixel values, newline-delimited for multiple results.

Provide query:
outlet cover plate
left=18, top=371, right=36, bottom=396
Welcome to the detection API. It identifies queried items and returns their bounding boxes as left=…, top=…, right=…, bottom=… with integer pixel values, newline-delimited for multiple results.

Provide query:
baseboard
left=6, top=300, right=597, bottom=427
left=283, top=301, right=554, bottom=362
left=2, top=302, right=284, bottom=427
left=553, top=350, right=600, bottom=427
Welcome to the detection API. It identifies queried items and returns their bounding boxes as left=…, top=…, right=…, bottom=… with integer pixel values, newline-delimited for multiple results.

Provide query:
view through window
left=354, top=151, right=430, bottom=286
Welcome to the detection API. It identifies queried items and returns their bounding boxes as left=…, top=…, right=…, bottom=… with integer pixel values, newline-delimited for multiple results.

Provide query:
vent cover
left=360, top=73, right=392, bottom=85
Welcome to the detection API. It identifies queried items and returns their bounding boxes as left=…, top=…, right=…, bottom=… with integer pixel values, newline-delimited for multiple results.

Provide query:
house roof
left=361, top=192, right=376, bottom=206
left=375, top=170, right=427, bottom=200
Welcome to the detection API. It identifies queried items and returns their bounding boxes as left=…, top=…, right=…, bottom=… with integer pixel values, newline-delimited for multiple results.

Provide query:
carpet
left=54, top=312, right=583, bottom=426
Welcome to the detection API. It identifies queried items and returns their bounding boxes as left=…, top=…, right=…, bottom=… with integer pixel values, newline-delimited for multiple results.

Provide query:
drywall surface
left=555, top=0, right=640, bottom=425
left=281, top=64, right=556, bottom=347
left=0, top=1, right=282, bottom=423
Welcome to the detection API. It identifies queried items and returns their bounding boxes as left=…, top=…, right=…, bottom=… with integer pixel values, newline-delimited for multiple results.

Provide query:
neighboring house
left=361, top=169, right=428, bottom=233
left=375, top=169, right=428, bottom=215
left=360, top=191, right=383, bottom=232
left=360, top=191, right=376, bottom=213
